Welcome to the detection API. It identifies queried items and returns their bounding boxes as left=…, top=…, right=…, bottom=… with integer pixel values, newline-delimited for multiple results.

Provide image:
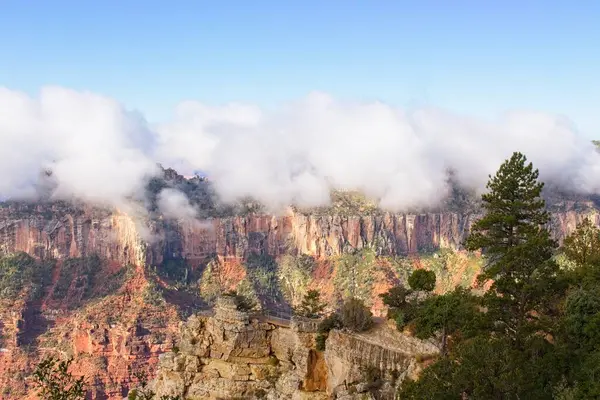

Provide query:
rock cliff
left=151, top=297, right=436, bottom=400
left=2, top=202, right=597, bottom=266
left=0, top=190, right=598, bottom=398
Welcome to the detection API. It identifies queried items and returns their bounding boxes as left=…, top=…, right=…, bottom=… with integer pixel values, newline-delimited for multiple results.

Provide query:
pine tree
left=465, top=152, right=562, bottom=340
left=465, top=152, right=551, bottom=265
left=296, top=289, right=326, bottom=318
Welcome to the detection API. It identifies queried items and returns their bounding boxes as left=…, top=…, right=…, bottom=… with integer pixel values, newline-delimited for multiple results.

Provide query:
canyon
left=0, top=176, right=599, bottom=398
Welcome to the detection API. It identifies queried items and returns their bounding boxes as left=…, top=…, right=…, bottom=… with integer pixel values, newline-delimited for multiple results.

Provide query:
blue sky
left=1, top=0, right=599, bottom=137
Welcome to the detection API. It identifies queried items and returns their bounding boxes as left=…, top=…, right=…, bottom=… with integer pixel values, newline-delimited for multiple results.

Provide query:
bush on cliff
left=235, top=293, right=257, bottom=312
left=316, top=313, right=343, bottom=351
left=380, top=284, right=412, bottom=324
left=315, top=334, right=328, bottom=351
left=314, top=298, right=372, bottom=351
left=340, top=297, right=373, bottom=332
left=224, top=290, right=257, bottom=312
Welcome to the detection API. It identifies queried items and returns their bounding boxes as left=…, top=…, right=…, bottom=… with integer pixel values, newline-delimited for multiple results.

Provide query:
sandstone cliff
left=0, top=195, right=598, bottom=399
left=151, top=297, right=437, bottom=400
left=1, top=202, right=597, bottom=267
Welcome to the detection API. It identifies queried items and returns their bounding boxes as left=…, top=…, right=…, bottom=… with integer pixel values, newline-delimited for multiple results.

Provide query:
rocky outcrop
left=324, top=323, right=438, bottom=399
left=151, top=298, right=437, bottom=400
left=152, top=296, right=325, bottom=399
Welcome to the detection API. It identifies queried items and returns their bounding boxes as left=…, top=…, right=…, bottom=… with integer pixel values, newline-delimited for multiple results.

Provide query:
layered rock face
left=0, top=201, right=598, bottom=399
left=0, top=204, right=145, bottom=266
left=155, top=209, right=600, bottom=264
left=152, top=297, right=436, bottom=400
left=155, top=213, right=476, bottom=266
left=324, top=324, right=438, bottom=399
left=152, top=296, right=328, bottom=399
left=2, top=203, right=597, bottom=267
left=0, top=270, right=181, bottom=399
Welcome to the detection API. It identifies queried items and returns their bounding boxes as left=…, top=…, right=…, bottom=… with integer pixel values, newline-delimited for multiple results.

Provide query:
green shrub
left=316, top=313, right=342, bottom=351
left=233, top=293, right=257, bottom=312
left=395, top=312, right=406, bottom=331
left=318, top=313, right=343, bottom=334
left=380, top=285, right=410, bottom=309
left=315, top=334, right=328, bottom=351
left=408, top=269, right=436, bottom=292
left=340, top=298, right=373, bottom=332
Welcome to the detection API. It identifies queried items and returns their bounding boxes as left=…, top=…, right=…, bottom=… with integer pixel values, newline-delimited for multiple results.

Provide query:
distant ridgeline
left=146, top=166, right=600, bottom=217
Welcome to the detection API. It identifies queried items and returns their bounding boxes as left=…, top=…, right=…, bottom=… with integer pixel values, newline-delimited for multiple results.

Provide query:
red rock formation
left=0, top=265, right=181, bottom=400
left=0, top=202, right=597, bottom=398
left=2, top=203, right=596, bottom=268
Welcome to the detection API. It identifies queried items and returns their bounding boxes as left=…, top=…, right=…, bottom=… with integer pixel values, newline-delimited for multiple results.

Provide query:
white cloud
left=157, top=92, right=600, bottom=211
left=2, top=86, right=600, bottom=213
left=156, top=188, right=198, bottom=220
left=0, top=86, right=159, bottom=207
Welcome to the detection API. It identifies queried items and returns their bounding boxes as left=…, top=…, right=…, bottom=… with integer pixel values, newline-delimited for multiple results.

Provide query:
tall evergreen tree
left=465, top=152, right=562, bottom=340
left=398, top=153, right=567, bottom=399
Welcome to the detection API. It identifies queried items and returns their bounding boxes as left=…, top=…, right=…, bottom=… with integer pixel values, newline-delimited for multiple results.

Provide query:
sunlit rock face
left=1, top=200, right=594, bottom=268
left=0, top=193, right=597, bottom=399
left=151, top=298, right=436, bottom=400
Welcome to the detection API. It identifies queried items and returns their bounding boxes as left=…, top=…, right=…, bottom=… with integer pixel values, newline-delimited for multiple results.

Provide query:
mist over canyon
left=2, top=87, right=600, bottom=400
left=2, top=86, right=600, bottom=217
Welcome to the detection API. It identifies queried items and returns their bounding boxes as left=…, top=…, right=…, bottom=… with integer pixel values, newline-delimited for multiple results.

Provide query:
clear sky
left=1, top=0, right=599, bottom=137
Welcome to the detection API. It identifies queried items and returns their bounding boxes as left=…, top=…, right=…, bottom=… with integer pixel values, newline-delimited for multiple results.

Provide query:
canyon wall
left=0, top=204, right=145, bottom=266
left=2, top=203, right=597, bottom=267
left=0, top=202, right=597, bottom=399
